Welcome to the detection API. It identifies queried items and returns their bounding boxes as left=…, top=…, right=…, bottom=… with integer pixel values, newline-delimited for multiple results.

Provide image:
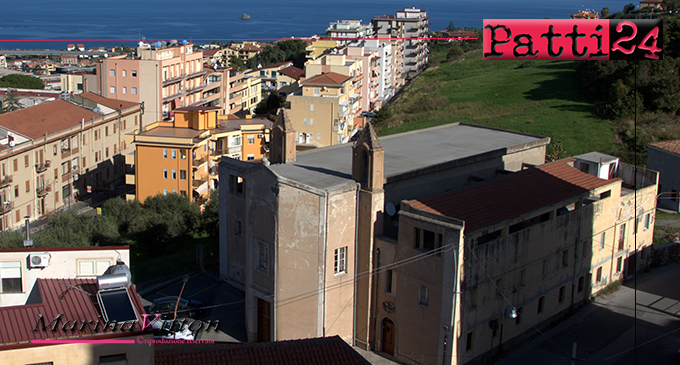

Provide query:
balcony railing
left=36, top=185, right=51, bottom=197
left=227, top=146, right=241, bottom=155
left=192, top=155, right=208, bottom=167
left=187, top=84, right=206, bottom=94
left=35, top=160, right=51, bottom=173
left=0, top=201, right=13, bottom=215
left=187, top=70, right=207, bottom=79
left=0, top=175, right=12, bottom=188
left=162, top=74, right=185, bottom=86
left=192, top=174, right=209, bottom=188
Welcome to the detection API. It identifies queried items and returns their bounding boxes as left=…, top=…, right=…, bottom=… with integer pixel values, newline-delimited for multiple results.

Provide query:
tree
left=447, top=22, right=456, bottom=31
left=446, top=46, right=464, bottom=61
left=201, top=189, right=219, bottom=238
left=229, top=55, right=245, bottom=71
left=601, top=7, right=610, bottom=18
left=1, top=93, right=22, bottom=113
left=624, top=3, right=636, bottom=14
left=0, top=74, right=44, bottom=90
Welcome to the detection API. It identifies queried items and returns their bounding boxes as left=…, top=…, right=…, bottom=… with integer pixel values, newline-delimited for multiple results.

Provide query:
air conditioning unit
left=258, top=134, right=264, bottom=138
left=29, top=253, right=50, bottom=268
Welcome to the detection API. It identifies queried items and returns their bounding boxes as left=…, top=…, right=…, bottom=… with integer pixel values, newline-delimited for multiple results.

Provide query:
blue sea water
left=0, top=0, right=633, bottom=50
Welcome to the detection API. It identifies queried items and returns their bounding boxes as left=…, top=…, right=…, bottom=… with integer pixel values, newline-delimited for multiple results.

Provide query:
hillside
left=375, top=45, right=618, bottom=161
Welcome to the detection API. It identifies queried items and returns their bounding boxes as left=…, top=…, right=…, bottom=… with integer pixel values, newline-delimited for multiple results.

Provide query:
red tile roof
left=262, top=61, right=292, bottom=69
left=80, top=92, right=139, bottom=111
left=154, top=336, right=371, bottom=365
left=649, top=140, right=680, bottom=155
left=203, top=49, right=220, bottom=57
left=0, top=278, right=146, bottom=349
left=302, top=72, right=351, bottom=86
left=407, top=159, right=619, bottom=234
left=279, top=66, right=304, bottom=80
left=0, top=100, right=100, bottom=140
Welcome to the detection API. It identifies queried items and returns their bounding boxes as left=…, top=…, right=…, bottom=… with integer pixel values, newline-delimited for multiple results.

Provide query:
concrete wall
left=647, top=146, right=680, bottom=211
left=135, top=145, right=192, bottom=202
left=288, top=95, right=341, bottom=147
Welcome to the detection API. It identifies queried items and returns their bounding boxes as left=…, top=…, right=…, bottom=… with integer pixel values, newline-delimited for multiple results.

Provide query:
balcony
left=227, top=146, right=241, bottom=155
left=192, top=155, right=208, bottom=167
left=187, top=84, right=206, bottom=94
left=0, top=201, right=13, bottom=215
left=162, top=74, right=185, bottom=86
left=192, top=173, right=209, bottom=188
left=162, top=90, right=186, bottom=102
left=36, top=185, right=51, bottom=197
left=35, top=160, right=51, bottom=173
left=187, top=69, right=207, bottom=79
left=0, top=175, right=12, bottom=188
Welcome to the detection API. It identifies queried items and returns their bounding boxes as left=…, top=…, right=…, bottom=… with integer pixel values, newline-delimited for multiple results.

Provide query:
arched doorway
left=382, top=318, right=395, bottom=356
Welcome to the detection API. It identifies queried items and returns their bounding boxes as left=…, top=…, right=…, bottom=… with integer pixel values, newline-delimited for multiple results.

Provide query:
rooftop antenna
left=58, top=280, right=93, bottom=300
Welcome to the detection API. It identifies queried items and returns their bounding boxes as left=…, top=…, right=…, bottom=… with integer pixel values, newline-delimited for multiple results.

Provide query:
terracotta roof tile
left=80, top=92, right=139, bottom=111
left=0, top=100, right=100, bottom=140
left=154, top=336, right=370, bottom=365
left=649, top=140, right=680, bottom=155
left=279, top=66, right=304, bottom=80
left=302, top=72, right=351, bottom=86
left=407, top=159, right=619, bottom=234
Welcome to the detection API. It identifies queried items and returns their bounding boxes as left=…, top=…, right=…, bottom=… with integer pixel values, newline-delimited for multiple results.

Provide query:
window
left=644, top=213, right=651, bottom=230
left=385, top=269, right=394, bottom=294
left=122, top=87, right=127, bottom=94
left=577, top=276, right=584, bottom=293
left=109, top=69, right=115, bottom=77
left=414, top=227, right=443, bottom=253
left=0, top=261, right=22, bottom=293
left=235, top=220, right=242, bottom=236
left=562, top=250, right=568, bottom=267
left=94, top=130, right=99, bottom=141
left=596, top=267, right=603, bottom=283
left=419, top=286, right=429, bottom=307
left=172, top=149, right=176, bottom=159
left=537, top=296, right=545, bottom=314
left=122, top=70, right=126, bottom=77
left=163, top=169, right=167, bottom=179
left=71, top=135, right=78, bottom=149
left=247, top=154, right=255, bottom=161
left=334, top=246, right=347, bottom=275
left=616, top=257, right=622, bottom=273
left=105, top=147, right=109, bottom=158
left=542, top=259, right=548, bottom=277
left=579, top=163, right=590, bottom=174
left=163, top=148, right=167, bottom=159
left=132, top=70, right=137, bottom=77
left=618, top=224, right=626, bottom=251
left=258, top=241, right=269, bottom=272
left=317, top=133, right=321, bottom=141
left=24, top=155, right=29, bottom=167
left=110, top=86, right=115, bottom=94
left=229, top=175, right=244, bottom=195
left=310, top=104, right=314, bottom=111
left=95, top=152, right=99, bottom=163
left=99, top=353, right=126, bottom=364
left=132, top=87, right=137, bottom=94
left=515, top=307, right=523, bottom=325
left=77, top=259, right=112, bottom=277
left=180, top=149, right=187, bottom=159
left=25, top=180, right=29, bottom=192
left=314, top=87, right=320, bottom=96
left=310, top=118, right=314, bottom=126
left=599, top=232, right=605, bottom=250
left=465, top=331, right=474, bottom=351
left=247, top=135, right=255, bottom=145
left=172, top=170, right=176, bottom=180
left=558, top=285, right=566, bottom=303
left=163, top=189, right=168, bottom=196
left=180, top=170, right=186, bottom=180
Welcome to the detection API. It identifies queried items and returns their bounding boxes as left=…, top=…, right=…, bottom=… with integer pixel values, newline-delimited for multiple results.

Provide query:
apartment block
left=128, top=106, right=270, bottom=202
left=375, top=154, right=657, bottom=365
left=373, top=8, right=429, bottom=79
left=327, top=20, right=374, bottom=43
left=96, top=41, right=206, bottom=126
left=345, top=44, right=383, bottom=111
left=246, top=61, right=293, bottom=98
left=0, top=92, right=141, bottom=230
left=224, top=42, right=266, bottom=62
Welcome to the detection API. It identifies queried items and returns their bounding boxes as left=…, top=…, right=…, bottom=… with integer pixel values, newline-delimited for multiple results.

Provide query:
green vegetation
left=0, top=93, right=22, bottom=113
left=245, top=40, right=308, bottom=69
left=596, top=279, right=623, bottom=298
left=0, top=74, right=44, bottom=90
left=0, top=192, right=219, bottom=282
left=376, top=46, right=617, bottom=159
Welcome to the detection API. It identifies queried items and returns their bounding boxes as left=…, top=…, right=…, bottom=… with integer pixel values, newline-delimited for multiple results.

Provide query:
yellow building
left=0, top=92, right=141, bottom=230
left=128, top=107, right=270, bottom=203
left=224, top=42, right=265, bottom=62
left=305, top=40, right=339, bottom=60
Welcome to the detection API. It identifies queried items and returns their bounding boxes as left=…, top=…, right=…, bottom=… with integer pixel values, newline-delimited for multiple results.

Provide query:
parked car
left=149, top=297, right=203, bottom=319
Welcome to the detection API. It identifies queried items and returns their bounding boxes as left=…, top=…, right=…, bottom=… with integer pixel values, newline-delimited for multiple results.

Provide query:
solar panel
left=97, top=288, right=138, bottom=323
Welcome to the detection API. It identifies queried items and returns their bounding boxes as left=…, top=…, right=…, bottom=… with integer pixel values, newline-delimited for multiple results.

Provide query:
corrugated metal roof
left=0, top=278, right=146, bottom=348
left=154, top=336, right=371, bottom=365
left=407, top=159, right=619, bottom=234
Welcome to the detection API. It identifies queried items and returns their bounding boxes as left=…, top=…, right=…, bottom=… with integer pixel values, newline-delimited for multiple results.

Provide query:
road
left=495, top=263, right=680, bottom=365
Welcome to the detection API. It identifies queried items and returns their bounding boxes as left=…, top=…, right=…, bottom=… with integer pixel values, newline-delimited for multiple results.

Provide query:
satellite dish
left=386, top=202, right=396, bottom=216
left=8, top=141, right=15, bottom=147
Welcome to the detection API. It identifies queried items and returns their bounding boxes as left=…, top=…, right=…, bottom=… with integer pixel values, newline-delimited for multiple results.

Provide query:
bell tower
left=352, top=123, right=384, bottom=192
left=269, top=108, right=296, bottom=164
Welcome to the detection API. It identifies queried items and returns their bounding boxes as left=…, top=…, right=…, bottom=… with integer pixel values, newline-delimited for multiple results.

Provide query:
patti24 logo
left=483, top=19, right=663, bottom=60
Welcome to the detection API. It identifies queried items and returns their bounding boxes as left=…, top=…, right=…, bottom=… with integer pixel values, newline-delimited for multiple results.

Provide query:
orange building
left=128, top=107, right=271, bottom=203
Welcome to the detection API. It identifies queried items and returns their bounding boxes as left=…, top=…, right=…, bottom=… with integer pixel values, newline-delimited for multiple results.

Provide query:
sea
left=0, top=0, right=633, bottom=50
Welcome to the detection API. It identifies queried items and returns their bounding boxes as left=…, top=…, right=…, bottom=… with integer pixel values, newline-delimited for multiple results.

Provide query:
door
left=382, top=318, right=395, bottom=356
left=257, top=298, right=271, bottom=342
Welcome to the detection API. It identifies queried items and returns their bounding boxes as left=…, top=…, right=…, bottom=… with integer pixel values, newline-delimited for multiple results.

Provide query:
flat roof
left=213, top=118, right=272, bottom=133
left=137, top=126, right=203, bottom=139
left=574, top=152, right=619, bottom=164
left=269, top=123, right=549, bottom=190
